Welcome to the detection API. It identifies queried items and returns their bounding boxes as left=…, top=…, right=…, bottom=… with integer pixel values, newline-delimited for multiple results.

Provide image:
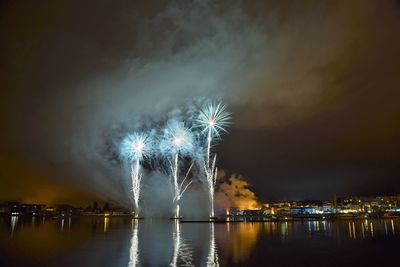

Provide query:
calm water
left=0, top=216, right=399, bottom=267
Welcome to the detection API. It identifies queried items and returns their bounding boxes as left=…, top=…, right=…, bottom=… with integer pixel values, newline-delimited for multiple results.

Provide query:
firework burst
left=196, top=101, right=231, bottom=140
left=121, top=132, right=153, bottom=162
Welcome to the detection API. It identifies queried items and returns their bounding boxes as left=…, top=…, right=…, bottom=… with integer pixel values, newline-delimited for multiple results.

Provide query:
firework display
left=120, top=100, right=231, bottom=219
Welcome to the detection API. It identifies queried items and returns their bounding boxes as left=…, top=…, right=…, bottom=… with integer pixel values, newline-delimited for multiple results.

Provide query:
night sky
left=1, top=0, right=400, bottom=205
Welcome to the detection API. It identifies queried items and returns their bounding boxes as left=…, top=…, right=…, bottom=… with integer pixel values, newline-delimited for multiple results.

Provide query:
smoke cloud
left=215, top=171, right=261, bottom=212
left=2, top=0, right=273, bottom=209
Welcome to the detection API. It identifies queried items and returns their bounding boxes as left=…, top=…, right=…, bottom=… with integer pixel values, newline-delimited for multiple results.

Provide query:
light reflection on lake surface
left=1, top=216, right=399, bottom=266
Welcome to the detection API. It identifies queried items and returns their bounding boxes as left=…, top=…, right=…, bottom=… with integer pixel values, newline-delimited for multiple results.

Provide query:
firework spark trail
left=172, top=154, right=180, bottom=218
left=131, top=160, right=141, bottom=214
left=160, top=122, right=195, bottom=218
left=197, top=101, right=231, bottom=218
left=173, top=163, right=194, bottom=203
left=172, top=162, right=193, bottom=218
left=204, top=155, right=217, bottom=218
left=121, top=133, right=152, bottom=217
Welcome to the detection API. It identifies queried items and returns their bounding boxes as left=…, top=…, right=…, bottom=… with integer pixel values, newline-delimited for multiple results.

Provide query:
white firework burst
left=197, top=101, right=231, bottom=140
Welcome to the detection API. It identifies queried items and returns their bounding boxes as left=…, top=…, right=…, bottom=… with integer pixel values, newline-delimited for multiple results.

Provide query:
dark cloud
left=0, top=0, right=400, bottom=205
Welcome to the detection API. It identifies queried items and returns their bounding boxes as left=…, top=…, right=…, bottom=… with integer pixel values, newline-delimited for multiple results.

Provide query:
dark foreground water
left=0, top=216, right=399, bottom=267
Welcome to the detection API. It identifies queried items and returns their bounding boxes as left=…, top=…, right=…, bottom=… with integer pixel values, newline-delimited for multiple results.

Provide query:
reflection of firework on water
left=170, top=221, right=194, bottom=267
left=119, top=99, right=231, bottom=218
left=128, top=220, right=139, bottom=267
left=206, top=223, right=219, bottom=267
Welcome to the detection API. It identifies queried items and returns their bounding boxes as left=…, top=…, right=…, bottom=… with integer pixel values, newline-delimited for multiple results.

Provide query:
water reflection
left=206, top=223, right=219, bottom=267
left=61, top=218, right=65, bottom=232
left=170, top=221, right=193, bottom=266
left=391, top=219, right=396, bottom=234
left=281, top=221, right=288, bottom=238
left=104, top=216, right=109, bottom=233
left=128, top=219, right=139, bottom=267
left=1, top=217, right=400, bottom=267
left=10, top=215, right=18, bottom=237
left=220, top=222, right=261, bottom=264
left=332, top=219, right=400, bottom=240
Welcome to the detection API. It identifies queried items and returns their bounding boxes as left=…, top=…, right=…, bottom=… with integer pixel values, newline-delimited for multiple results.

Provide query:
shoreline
left=1, top=213, right=399, bottom=222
